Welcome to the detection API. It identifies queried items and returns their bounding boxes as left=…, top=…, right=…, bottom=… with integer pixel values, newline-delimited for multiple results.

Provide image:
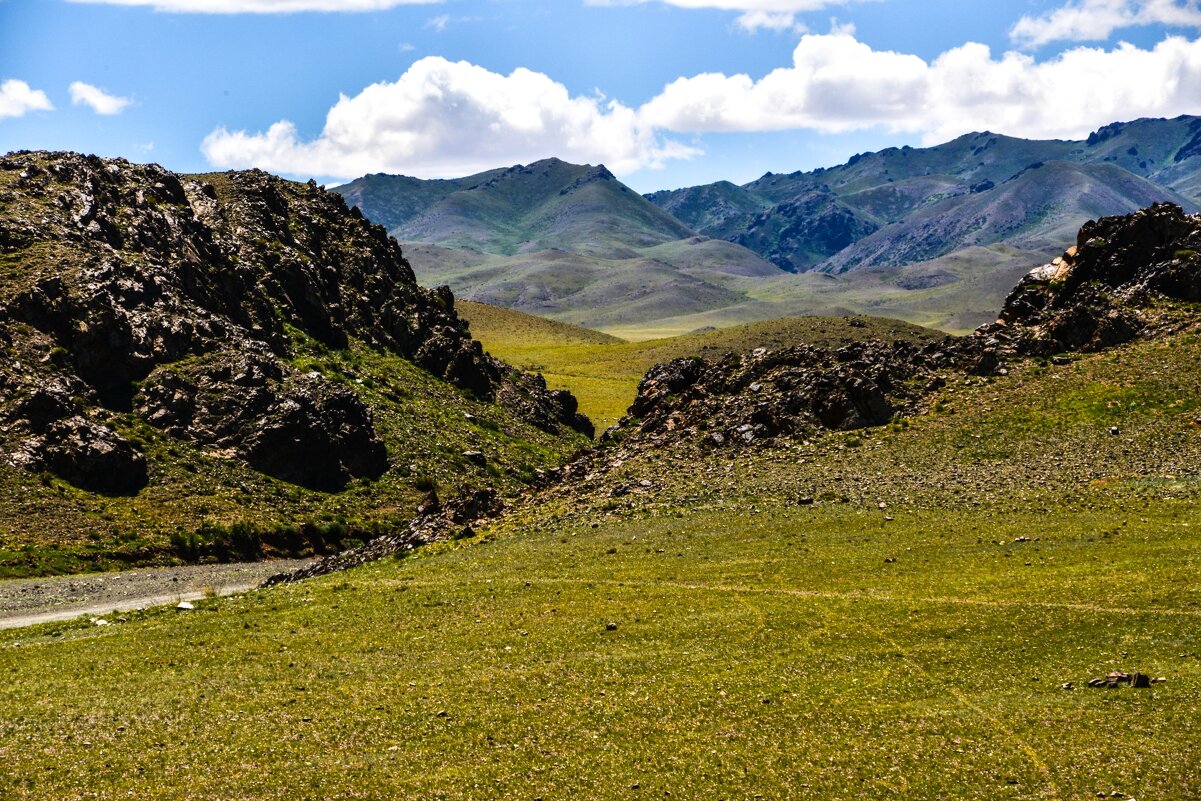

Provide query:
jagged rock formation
left=993, top=202, right=1201, bottom=353
left=0, top=151, right=590, bottom=495
left=608, top=204, right=1201, bottom=452
left=610, top=336, right=1001, bottom=450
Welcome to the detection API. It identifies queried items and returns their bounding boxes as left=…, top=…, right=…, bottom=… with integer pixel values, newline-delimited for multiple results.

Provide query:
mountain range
left=337, top=115, right=1201, bottom=335
left=335, top=159, right=780, bottom=337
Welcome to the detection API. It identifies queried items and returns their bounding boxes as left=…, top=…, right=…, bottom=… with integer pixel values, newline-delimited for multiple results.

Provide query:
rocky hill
left=0, top=151, right=593, bottom=572
left=600, top=204, right=1201, bottom=455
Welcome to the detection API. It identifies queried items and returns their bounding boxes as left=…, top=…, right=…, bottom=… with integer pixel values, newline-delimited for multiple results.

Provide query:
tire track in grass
left=397, top=576, right=1201, bottom=619
left=460, top=574, right=1201, bottom=801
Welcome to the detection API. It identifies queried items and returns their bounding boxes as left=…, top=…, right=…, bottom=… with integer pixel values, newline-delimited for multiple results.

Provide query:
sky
left=4, top=0, right=1201, bottom=192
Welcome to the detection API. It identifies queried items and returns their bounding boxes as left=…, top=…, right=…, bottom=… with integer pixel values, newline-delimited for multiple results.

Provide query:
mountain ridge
left=332, top=116, right=1201, bottom=336
left=648, top=115, right=1201, bottom=276
left=334, top=159, right=782, bottom=332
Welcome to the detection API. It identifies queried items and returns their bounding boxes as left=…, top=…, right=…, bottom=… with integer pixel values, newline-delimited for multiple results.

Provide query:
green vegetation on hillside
left=0, top=329, right=584, bottom=579
left=339, top=159, right=695, bottom=258
left=459, top=302, right=944, bottom=429
left=336, top=159, right=783, bottom=331
left=3, top=330, right=1200, bottom=799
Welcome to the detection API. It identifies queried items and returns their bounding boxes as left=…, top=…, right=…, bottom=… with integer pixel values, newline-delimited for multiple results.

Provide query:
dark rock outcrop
left=614, top=338, right=991, bottom=450
left=11, top=416, right=147, bottom=495
left=995, top=203, right=1201, bottom=354
left=608, top=204, right=1201, bottom=453
left=0, top=151, right=590, bottom=493
left=135, top=353, right=387, bottom=490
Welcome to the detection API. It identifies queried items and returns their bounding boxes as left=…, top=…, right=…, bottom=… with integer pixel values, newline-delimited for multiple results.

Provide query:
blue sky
left=4, top=0, right=1201, bottom=192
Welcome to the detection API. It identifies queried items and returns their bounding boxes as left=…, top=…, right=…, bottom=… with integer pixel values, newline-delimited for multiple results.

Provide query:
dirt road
left=0, top=559, right=315, bottom=630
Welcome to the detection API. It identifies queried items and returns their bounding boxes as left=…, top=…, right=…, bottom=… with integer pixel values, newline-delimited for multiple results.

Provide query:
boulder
left=17, top=416, right=147, bottom=495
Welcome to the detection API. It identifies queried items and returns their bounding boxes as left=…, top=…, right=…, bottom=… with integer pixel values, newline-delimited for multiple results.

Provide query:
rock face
left=995, top=202, right=1201, bottom=354
left=135, top=354, right=388, bottom=491
left=612, top=204, right=1201, bottom=452
left=615, top=338, right=998, bottom=450
left=731, top=190, right=879, bottom=273
left=0, top=151, right=590, bottom=493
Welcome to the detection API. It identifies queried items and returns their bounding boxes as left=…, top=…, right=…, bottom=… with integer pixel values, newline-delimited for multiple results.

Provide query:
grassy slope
left=0, top=331, right=585, bottom=577
left=589, top=244, right=1037, bottom=338
left=459, top=302, right=944, bottom=429
left=340, top=163, right=783, bottom=331
left=402, top=238, right=779, bottom=331
left=3, top=330, right=1200, bottom=799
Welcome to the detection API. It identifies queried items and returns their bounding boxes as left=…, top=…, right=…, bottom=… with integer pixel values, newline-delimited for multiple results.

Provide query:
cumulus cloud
left=65, top=0, right=439, bottom=12
left=639, top=29, right=1201, bottom=144
left=201, top=57, right=699, bottom=179
left=0, top=79, right=54, bottom=120
left=69, top=82, right=133, bottom=115
left=1011, top=0, right=1201, bottom=48
left=202, top=28, right=1201, bottom=180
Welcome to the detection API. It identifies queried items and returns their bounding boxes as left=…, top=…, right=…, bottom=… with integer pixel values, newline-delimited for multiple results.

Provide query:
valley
left=2, top=151, right=1200, bottom=800
left=9, top=0, right=1201, bottom=797
left=4, top=326, right=1200, bottom=799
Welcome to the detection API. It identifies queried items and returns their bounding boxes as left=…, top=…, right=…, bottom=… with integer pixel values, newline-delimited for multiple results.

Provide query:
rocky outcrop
left=994, top=202, right=1201, bottom=354
left=135, top=353, right=388, bottom=491
left=733, top=190, right=879, bottom=273
left=613, top=336, right=1005, bottom=450
left=11, top=416, right=147, bottom=495
left=0, top=151, right=590, bottom=493
left=609, top=204, right=1201, bottom=453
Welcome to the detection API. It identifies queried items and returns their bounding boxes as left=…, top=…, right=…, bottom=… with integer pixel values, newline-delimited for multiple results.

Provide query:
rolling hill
left=333, top=159, right=783, bottom=331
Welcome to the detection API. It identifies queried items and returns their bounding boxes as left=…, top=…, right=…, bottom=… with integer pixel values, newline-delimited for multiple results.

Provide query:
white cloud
left=736, top=10, right=806, bottom=31
left=0, top=80, right=54, bottom=120
left=425, top=13, right=449, bottom=30
left=66, top=0, right=440, bottom=12
left=69, top=82, right=133, bottom=115
left=201, top=56, right=699, bottom=179
left=1011, top=0, right=1201, bottom=48
left=639, top=30, right=1201, bottom=144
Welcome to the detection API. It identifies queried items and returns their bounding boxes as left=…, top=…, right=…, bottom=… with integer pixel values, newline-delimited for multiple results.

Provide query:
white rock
left=176, top=601, right=195, bottom=610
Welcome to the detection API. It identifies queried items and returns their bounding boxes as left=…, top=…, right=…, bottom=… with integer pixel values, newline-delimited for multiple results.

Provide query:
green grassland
left=408, top=239, right=1031, bottom=339
left=460, top=301, right=944, bottom=429
left=0, top=330, right=586, bottom=578
left=4, top=327, right=1199, bottom=799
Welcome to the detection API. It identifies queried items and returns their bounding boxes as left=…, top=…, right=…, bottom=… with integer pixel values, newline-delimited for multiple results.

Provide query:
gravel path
left=0, top=559, right=316, bottom=630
